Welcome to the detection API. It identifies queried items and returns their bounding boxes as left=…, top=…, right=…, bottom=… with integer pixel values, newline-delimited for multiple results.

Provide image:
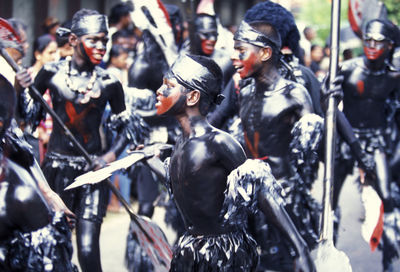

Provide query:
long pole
left=182, top=0, right=199, bottom=54
left=0, top=48, right=154, bottom=242
left=321, top=0, right=341, bottom=242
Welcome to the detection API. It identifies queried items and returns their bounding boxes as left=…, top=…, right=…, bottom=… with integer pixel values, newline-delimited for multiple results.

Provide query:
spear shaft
left=321, top=0, right=341, bottom=242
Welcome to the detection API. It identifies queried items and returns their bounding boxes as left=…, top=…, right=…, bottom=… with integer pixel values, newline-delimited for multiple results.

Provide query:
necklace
left=65, top=60, right=97, bottom=94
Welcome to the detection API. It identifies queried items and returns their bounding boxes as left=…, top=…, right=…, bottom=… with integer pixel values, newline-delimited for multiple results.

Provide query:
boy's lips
left=234, top=64, right=244, bottom=73
left=155, top=95, right=162, bottom=108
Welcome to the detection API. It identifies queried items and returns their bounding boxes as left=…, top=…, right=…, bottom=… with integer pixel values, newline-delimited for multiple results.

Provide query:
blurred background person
left=28, top=34, right=59, bottom=162
left=319, top=43, right=331, bottom=74
left=343, top=48, right=354, bottom=61
left=183, top=1, right=235, bottom=87
left=309, top=43, right=325, bottom=80
left=30, top=34, right=58, bottom=78
left=55, top=20, right=74, bottom=61
left=105, top=44, right=131, bottom=212
left=106, top=44, right=129, bottom=85
left=41, top=16, right=60, bottom=38
left=103, top=1, right=134, bottom=66
left=108, top=1, right=133, bottom=34
left=111, top=29, right=138, bottom=68
left=300, top=26, right=316, bottom=66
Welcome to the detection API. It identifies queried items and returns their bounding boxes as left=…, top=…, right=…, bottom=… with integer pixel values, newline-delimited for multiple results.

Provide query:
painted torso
left=239, top=77, right=313, bottom=179
left=340, top=57, right=399, bottom=129
left=34, top=60, right=125, bottom=155
left=169, top=118, right=246, bottom=235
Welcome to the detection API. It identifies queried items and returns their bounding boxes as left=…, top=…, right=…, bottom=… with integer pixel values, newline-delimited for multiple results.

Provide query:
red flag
left=129, top=216, right=172, bottom=271
left=370, top=202, right=384, bottom=251
left=348, top=0, right=388, bottom=38
left=360, top=185, right=384, bottom=251
left=0, top=17, right=22, bottom=49
left=348, top=0, right=364, bottom=37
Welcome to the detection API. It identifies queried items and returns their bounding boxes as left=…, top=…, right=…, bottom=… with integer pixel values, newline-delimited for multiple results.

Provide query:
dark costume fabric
left=39, top=105, right=147, bottom=224
left=34, top=61, right=146, bottom=217
left=127, top=29, right=179, bottom=218
left=0, top=122, right=77, bottom=272
left=279, top=54, right=324, bottom=116
left=1, top=212, right=77, bottom=272
left=126, top=160, right=275, bottom=272
left=41, top=152, right=108, bottom=224
left=169, top=159, right=288, bottom=272
left=290, top=113, right=325, bottom=190
left=237, top=78, right=320, bottom=271
left=128, top=30, right=169, bottom=91
left=125, top=229, right=154, bottom=272
left=170, top=230, right=258, bottom=272
left=333, top=25, right=400, bottom=268
left=127, top=28, right=183, bottom=261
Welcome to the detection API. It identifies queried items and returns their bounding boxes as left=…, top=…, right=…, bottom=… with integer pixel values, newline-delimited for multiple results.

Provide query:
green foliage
left=296, top=0, right=350, bottom=46
left=384, top=0, right=400, bottom=24
left=295, top=0, right=399, bottom=54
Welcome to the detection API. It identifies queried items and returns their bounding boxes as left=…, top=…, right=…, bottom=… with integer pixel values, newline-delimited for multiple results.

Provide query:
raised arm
left=101, top=79, right=149, bottom=168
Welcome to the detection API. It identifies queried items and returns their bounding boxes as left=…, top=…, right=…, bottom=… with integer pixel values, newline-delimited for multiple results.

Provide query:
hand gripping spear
left=311, top=1, right=352, bottom=271
left=0, top=17, right=172, bottom=271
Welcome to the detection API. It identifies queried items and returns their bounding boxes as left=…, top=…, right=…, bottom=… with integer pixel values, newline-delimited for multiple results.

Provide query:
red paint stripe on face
left=201, top=39, right=216, bottom=56
left=364, top=46, right=385, bottom=60
left=239, top=51, right=257, bottom=79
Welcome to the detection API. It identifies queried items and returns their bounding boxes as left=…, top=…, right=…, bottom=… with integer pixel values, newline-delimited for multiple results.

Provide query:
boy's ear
left=34, top=51, right=41, bottom=61
left=69, top=33, right=78, bottom=47
left=186, top=90, right=201, bottom=106
left=260, top=46, right=273, bottom=62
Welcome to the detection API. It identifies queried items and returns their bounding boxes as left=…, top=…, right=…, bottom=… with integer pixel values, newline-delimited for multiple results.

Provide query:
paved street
left=71, top=171, right=400, bottom=272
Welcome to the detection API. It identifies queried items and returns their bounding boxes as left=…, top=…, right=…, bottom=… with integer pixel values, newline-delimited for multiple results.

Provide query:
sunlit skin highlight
left=40, top=41, right=58, bottom=63
left=198, top=32, right=218, bottom=56
left=232, top=41, right=261, bottom=79
left=81, top=33, right=108, bottom=65
left=156, top=77, right=187, bottom=115
left=363, top=39, right=387, bottom=60
left=200, top=39, right=216, bottom=56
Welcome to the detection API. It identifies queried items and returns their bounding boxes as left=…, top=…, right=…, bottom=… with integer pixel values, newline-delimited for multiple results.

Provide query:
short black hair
left=249, top=21, right=281, bottom=64
left=33, top=34, right=54, bottom=53
left=244, top=1, right=301, bottom=56
left=107, top=44, right=128, bottom=67
left=72, top=9, right=99, bottom=28
left=310, top=44, right=321, bottom=52
left=56, top=20, right=72, bottom=47
left=109, top=2, right=133, bottom=25
left=303, top=26, right=313, bottom=36
left=187, top=54, right=222, bottom=115
left=7, top=18, right=27, bottom=37
left=32, top=34, right=55, bottom=64
left=111, top=29, right=134, bottom=43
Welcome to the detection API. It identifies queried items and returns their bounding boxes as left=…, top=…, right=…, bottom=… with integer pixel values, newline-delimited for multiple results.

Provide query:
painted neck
left=177, top=113, right=208, bottom=138
left=364, top=56, right=386, bottom=72
left=255, top=65, right=280, bottom=90
left=72, top=52, right=95, bottom=72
